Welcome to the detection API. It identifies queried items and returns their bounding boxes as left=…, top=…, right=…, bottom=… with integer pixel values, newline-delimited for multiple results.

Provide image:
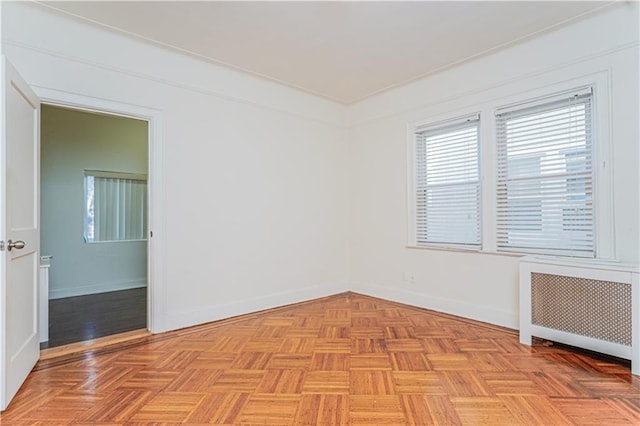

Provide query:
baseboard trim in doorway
left=37, top=329, right=151, bottom=368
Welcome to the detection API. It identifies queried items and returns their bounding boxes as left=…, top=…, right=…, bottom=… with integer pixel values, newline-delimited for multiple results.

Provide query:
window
left=84, top=170, right=148, bottom=242
left=411, top=114, right=481, bottom=248
left=495, top=87, right=594, bottom=257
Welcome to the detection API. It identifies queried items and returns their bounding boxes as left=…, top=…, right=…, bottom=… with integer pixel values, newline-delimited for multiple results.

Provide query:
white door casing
left=34, top=87, right=165, bottom=335
left=0, top=57, right=40, bottom=411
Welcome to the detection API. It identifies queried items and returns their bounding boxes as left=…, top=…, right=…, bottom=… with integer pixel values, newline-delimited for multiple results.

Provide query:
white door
left=0, top=57, right=40, bottom=411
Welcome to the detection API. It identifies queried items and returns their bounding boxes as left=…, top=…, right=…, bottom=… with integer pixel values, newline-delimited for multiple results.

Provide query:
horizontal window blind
left=495, top=88, right=594, bottom=257
left=414, top=115, right=481, bottom=248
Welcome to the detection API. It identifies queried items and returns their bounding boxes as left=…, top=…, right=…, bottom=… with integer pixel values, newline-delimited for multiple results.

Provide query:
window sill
left=85, top=239, right=148, bottom=244
left=405, top=245, right=628, bottom=266
left=406, top=244, right=523, bottom=257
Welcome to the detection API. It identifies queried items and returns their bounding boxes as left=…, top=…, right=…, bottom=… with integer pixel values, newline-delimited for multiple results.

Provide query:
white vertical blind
left=414, top=114, right=481, bottom=248
left=85, top=171, right=148, bottom=242
left=495, top=88, right=594, bottom=257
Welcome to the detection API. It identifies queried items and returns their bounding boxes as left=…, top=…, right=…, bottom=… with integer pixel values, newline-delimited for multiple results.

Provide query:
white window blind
left=413, top=114, right=481, bottom=248
left=495, top=88, right=594, bottom=257
left=84, top=170, right=148, bottom=242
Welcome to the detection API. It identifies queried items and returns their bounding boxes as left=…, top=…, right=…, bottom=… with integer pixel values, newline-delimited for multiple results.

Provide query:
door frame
left=35, top=87, right=165, bottom=334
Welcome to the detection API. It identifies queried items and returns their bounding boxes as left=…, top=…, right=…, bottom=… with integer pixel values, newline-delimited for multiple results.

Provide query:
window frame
left=407, top=112, right=483, bottom=251
left=83, top=169, right=149, bottom=244
left=494, top=86, right=596, bottom=258
left=406, top=73, right=613, bottom=260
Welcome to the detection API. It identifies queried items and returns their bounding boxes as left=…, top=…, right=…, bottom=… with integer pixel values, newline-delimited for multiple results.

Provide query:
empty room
left=0, top=1, right=639, bottom=424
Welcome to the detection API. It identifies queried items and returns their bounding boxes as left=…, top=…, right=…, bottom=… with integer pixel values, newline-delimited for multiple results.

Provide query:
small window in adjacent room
left=495, top=87, right=594, bottom=257
left=410, top=114, right=481, bottom=249
left=84, top=170, right=148, bottom=243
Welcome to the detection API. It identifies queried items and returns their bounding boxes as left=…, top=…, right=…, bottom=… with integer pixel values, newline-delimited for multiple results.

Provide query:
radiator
left=519, top=257, right=640, bottom=375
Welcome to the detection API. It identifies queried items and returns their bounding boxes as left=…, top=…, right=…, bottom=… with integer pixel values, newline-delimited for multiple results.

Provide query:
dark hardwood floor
left=41, top=287, right=147, bottom=349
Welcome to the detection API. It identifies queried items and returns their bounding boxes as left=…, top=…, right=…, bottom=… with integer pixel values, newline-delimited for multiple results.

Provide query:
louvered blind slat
left=414, top=115, right=481, bottom=248
left=495, top=88, right=594, bottom=257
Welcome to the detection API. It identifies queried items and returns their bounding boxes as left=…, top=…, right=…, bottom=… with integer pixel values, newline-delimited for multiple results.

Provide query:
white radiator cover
left=519, top=257, right=640, bottom=375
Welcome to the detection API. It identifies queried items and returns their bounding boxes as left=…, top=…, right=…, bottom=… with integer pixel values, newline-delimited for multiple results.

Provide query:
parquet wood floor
left=1, top=292, right=639, bottom=425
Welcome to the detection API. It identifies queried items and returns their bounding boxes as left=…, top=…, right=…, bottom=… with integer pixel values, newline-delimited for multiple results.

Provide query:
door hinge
left=0, top=241, right=4, bottom=251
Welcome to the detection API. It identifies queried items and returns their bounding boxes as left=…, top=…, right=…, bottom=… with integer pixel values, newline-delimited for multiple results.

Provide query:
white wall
left=41, top=105, right=148, bottom=299
left=348, top=3, right=640, bottom=328
left=1, top=2, right=350, bottom=333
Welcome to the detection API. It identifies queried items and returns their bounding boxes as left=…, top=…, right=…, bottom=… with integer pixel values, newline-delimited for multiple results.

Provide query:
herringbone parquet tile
left=1, top=292, right=639, bottom=425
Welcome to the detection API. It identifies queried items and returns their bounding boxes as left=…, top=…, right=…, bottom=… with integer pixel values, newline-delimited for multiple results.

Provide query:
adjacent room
left=40, top=105, right=149, bottom=348
left=1, top=1, right=638, bottom=423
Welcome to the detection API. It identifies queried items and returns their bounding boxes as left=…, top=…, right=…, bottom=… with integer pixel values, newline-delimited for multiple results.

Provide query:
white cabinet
left=39, top=255, right=52, bottom=343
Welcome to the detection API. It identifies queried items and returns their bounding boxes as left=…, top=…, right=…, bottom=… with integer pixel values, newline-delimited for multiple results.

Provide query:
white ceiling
left=38, top=1, right=614, bottom=105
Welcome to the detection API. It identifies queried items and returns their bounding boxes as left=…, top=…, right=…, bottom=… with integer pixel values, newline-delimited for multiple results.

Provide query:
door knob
left=7, top=240, right=25, bottom=251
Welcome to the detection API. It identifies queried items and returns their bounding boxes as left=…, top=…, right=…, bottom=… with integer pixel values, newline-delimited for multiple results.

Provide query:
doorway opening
left=39, top=104, right=150, bottom=349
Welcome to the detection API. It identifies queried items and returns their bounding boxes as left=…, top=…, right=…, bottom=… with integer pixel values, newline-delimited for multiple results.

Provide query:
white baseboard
left=165, top=282, right=349, bottom=332
left=49, top=278, right=147, bottom=299
left=352, top=282, right=518, bottom=329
